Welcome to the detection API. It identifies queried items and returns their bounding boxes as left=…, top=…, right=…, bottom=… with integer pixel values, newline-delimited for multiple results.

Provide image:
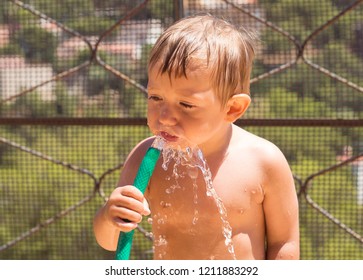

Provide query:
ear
left=224, top=93, right=251, bottom=123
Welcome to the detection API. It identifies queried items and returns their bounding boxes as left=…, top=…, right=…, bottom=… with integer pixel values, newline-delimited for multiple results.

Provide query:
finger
left=115, top=194, right=146, bottom=216
left=119, top=185, right=145, bottom=202
left=142, top=198, right=151, bottom=216
left=113, top=217, right=138, bottom=232
left=110, top=204, right=144, bottom=224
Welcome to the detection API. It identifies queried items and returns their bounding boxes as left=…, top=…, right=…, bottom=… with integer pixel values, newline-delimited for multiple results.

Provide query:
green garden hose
left=115, top=140, right=162, bottom=260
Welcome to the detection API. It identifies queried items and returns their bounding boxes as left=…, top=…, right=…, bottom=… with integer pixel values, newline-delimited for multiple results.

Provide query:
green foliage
left=0, top=125, right=152, bottom=259
left=260, top=29, right=294, bottom=54
left=53, top=48, right=92, bottom=74
left=267, top=86, right=335, bottom=118
left=68, top=16, right=115, bottom=36
left=313, top=42, right=363, bottom=87
left=0, top=42, right=23, bottom=56
left=14, top=26, right=57, bottom=64
left=8, top=93, right=56, bottom=117
left=0, top=2, right=8, bottom=24
left=293, top=160, right=363, bottom=259
left=260, top=0, right=339, bottom=42
left=54, top=82, right=80, bottom=116
left=147, top=0, right=175, bottom=21
left=30, top=0, right=94, bottom=18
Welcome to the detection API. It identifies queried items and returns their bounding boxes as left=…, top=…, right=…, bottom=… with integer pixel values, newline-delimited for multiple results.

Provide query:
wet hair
left=148, top=13, right=257, bottom=107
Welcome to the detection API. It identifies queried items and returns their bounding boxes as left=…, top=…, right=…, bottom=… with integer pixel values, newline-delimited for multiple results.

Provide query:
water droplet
left=189, top=228, right=197, bottom=235
left=228, top=244, right=235, bottom=255
left=192, top=216, right=198, bottom=225
left=193, top=193, right=198, bottom=204
left=154, top=235, right=168, bottom=247
left=187, top=166, right=199, bottom=179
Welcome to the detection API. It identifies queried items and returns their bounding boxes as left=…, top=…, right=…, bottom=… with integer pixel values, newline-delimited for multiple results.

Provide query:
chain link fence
left=0, top=0, right=362, bottom=259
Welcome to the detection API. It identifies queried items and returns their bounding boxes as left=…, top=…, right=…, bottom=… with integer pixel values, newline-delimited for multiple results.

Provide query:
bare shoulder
left=233, top=125, right=287, bottom=163
left=232, top=125, right=293, bottom=187
left=118, top=136, right=156, bottom=186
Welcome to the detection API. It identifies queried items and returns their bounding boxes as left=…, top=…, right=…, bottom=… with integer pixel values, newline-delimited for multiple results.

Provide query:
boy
left=93, top=14, right=299, bottom=260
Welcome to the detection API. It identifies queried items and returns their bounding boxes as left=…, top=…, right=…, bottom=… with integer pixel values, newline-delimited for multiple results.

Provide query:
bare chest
left=146, top=159, right=264, bottom=234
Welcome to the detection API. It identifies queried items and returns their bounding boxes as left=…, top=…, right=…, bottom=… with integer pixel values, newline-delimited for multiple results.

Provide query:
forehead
left=147, top=61, right=213, bottom=93
left=148, top=59, right=211, bottom=82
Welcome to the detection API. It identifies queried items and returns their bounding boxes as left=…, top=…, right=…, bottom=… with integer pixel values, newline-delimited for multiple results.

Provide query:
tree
left=14, top=26, right=56, bottom=63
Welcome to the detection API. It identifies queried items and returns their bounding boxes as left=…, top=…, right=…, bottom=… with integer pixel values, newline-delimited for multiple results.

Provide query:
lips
left=160, top=131, right=179, bottom=142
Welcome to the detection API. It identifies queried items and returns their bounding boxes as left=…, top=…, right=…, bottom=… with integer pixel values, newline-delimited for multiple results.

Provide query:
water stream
left=151, top=137, right=236, bottom=259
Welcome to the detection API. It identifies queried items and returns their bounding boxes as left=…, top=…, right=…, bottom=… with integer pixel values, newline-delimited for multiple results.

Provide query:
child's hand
left=104, top=185, right=151, bottom=232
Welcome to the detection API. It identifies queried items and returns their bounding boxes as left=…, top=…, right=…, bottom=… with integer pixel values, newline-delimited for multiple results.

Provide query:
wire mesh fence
left=0, top=0, right=362, bottom=259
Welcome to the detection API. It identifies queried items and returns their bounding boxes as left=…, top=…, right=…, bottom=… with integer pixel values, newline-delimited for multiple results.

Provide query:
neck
left=199, top=123, right=233, bottom=171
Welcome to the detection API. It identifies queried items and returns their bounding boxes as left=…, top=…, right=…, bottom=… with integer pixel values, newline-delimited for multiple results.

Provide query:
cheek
left=147, top=102, right=159, bottom=118
left=182, top=116, right=220, bottom=142
left=147, top=105, right=159, bottom=127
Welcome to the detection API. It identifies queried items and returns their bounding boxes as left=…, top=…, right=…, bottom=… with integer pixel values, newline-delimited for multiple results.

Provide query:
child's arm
left=262, top=144, right=300, bottom=260
left=93, top=138, right=153, bottom=251
left=93, top=185, right=150, bottom=251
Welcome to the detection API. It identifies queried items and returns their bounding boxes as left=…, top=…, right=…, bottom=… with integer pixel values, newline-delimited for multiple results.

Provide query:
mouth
left=160, top=131, right=179, bottom=142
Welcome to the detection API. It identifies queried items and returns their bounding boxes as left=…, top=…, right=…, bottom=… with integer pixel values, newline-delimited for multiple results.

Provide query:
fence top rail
left=0, top=118, right=362, bottom=127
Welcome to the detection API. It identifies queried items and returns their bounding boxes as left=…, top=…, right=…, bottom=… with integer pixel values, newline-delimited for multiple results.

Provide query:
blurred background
left=0, top=0, right=362, bottom=260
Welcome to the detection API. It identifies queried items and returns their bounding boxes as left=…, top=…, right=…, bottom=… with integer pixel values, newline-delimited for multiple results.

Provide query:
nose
left=159, top=103, right=177, bottom=126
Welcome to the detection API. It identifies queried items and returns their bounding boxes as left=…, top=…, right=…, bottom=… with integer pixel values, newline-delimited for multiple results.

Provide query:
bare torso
left=146, top=129, right=267, bottom=260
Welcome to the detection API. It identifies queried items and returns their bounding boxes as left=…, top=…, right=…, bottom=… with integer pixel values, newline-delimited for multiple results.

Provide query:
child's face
left=147, top=64, right=230, bottom=150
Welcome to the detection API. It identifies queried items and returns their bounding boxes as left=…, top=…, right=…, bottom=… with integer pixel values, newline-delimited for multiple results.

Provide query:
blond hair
left=148, top=13, right=256, bottom=107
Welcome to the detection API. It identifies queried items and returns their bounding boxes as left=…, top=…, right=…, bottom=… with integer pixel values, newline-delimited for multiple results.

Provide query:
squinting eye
left=180, top=102, right=194, bottom=109
left=148, top=95, right=162, bottom=102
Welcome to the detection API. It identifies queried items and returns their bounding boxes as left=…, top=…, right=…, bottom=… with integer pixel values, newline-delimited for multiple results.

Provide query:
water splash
left=153, top=234, right=168, bottom=259
left=157, top=138, right=236, bottom=259
left=187, top=147, right=236, bottom=259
